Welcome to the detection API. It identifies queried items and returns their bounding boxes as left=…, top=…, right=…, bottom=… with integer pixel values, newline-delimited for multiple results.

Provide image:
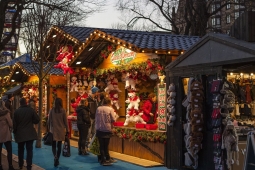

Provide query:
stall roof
left=166, top=33, right=255, bottom=70
left=4, top=84, right=21, bottom=95
left=60, top=26, right=200, bottom=51
left=0, top=53, right=31, bottom=68
left=17, top=62, right=63, bottom=75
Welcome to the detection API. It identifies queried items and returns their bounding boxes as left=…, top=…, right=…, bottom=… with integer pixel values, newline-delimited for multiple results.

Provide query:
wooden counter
left=109, top=127, right=165, bottom=163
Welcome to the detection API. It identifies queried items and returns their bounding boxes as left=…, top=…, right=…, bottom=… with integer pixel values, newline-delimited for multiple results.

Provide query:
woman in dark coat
left=76, top=98, right=91, bottom=155
left=48, top=98, right=69, bottom=167
left=142, top=93, right=158, bottom=124
left=0, top=100, right=14, bottom=170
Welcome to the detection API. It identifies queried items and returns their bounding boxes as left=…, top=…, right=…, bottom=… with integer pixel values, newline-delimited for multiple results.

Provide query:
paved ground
left=1, top=149, right=44, bottom=170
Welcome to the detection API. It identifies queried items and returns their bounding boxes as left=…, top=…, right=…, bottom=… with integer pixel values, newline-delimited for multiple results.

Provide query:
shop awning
left=0, top=53, right=31, bottom=68
left=4, top=84, right=22, bottom=95
left=166, top=33, right=255, bottom=70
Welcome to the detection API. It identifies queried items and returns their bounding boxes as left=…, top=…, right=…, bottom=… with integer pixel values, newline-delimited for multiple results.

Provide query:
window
left=226, top=15, right=231, bottom=23
left=226, top=1, right=231, bottom=9
left=235, top=12, right=239, bottom=19
left=216, top=18, right=221, bottom=25
left=212, top=18, right=216, bottom=26
left=212, top=4, right=215, bottom=12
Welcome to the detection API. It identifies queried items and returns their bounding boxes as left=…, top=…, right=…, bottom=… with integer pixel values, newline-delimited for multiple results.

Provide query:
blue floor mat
left=10, top=142, right=167, bottom=170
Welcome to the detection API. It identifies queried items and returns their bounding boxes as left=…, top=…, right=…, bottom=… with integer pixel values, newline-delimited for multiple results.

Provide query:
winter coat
left=13, top=105, right=40, bottom=143
left=87, top=95, right=98, bottom=119
left=5, top=99, right=13, bottom=119
left=95, top=105, right=118, bottom=133
left=48, top=108, right=68, bottom=141
left=0, top=107, right=12, bottom=143
left=76, top=105, right=91, bottom=127
left=142, top=99, right=158, bottom=123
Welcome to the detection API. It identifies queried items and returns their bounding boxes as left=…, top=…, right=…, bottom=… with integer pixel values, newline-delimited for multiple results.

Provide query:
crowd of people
left=0, top=86, right=120, bottom=169
left=0, top=94, right=40, bottom=170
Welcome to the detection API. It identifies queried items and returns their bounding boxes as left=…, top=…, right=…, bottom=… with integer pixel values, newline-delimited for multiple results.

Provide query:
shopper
left=28, top=95, right=37, bottom=111
left=95, top=97, right=119, bottom=166
left=142, top=93, right=158, bottom=124
left=86, top=86, right=100, bottom=150
left=13, top=98, right=40, bottom=170
left=76, top=98, right=91, bottom=155
left=47, top=98, right=69, bottom=167
left=0, top=100, right=15, bottom=170
left=5, top=94, right=14, bottom=119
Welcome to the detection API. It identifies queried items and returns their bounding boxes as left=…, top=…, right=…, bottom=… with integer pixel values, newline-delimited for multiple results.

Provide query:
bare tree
left=0, top=0, right=106, bottom=60
left=115, top=0, right=255, bottom=36
left=20, top=0, right=106, bottom=148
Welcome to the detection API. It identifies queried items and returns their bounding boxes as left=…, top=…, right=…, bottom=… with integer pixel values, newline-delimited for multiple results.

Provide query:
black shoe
left=109, top=158, right=117, bottom=163
left=100, top=161, right=112, bottom=166
left=9, top=165, right=15, bottom=170
left=54, top=158, right=59, bottom=167
left=82, top=151, right=89, bottom=155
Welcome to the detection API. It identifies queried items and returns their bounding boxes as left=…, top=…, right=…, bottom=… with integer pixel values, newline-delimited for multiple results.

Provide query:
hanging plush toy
left=54, top=45, right=74, bottom=74
left=104, top=74, right=122, bottom=93
left=109, top=91, right=120, bottom=110
left=70, top=76, right=78, bottom=92
left=125, top=72, right=136, bottom=90
left=125, top=91, right=140, bottom=111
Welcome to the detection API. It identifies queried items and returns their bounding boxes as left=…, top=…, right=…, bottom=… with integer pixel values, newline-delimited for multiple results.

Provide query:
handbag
left=62, top=136, right=71, bottom=157
left=42, top=132, right=53, bottom=146
left=43, top=111, right=53, bottom=146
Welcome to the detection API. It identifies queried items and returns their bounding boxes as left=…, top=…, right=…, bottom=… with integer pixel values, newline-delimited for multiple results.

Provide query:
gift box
left=135, top=123, right=145, bottom=129
left=145, top=124, right=158, bottom=130
left=113, top=121, right=124, bottom=127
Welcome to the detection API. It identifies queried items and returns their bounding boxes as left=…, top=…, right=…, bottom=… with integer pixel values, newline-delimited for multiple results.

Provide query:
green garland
left=96, top=58, right=164, bottom=76
left=112, top=127, right=167, bottom=144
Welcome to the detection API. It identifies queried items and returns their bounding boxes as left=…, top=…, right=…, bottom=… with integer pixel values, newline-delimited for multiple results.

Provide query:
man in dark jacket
left=5, top=94, right=14, bottom=119
left=86, top=86, right=99, bottom=150
left=76, top=98, right=91, bottom=155
left=13, top=98, right=40, bottom=170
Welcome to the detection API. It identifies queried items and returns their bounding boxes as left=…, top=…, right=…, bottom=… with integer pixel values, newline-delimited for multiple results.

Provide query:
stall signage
left=110, top=47, right=136, bottom=65
left=158, top=83, right=166, bottom=131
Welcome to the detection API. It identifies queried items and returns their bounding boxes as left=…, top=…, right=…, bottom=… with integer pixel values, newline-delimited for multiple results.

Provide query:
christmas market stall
left=0, top=53, right=31, bottom=109
left=47, top=25, right=200, bottom=165
left=5, top=60, right=65, bottom=131
left=165, top=33, right=255, bottom=170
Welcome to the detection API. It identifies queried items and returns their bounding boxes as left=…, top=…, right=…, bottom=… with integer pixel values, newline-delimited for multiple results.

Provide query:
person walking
left=76, top=98, right=91, bottom=155
left=86, top=86, right=100, bottom=150
left=5, top=94, right=14, bottom=119
left=47, top=98, right=69, bottom=167
left=13, top=98, right=40, bottom=170
left=0, top=100, right=15, bottom=170
left=95, top=97, right=118, bottom=166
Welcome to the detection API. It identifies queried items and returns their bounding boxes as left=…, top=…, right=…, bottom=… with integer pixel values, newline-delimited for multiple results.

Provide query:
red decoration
left=54, top=45, right=74, bottom=74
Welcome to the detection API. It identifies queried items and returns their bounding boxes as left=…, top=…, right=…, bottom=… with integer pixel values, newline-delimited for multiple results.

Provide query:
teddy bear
left=124, top=108, right=146, bottom=126
left=125, top=91, right=140, bottom=111
left=125, top=72, right=136, bottom=90
left=70, top=76, right=78, bottom=92
left=109, top=91, right=120, bottom=110
left=104, top=74, right=122, bottom=93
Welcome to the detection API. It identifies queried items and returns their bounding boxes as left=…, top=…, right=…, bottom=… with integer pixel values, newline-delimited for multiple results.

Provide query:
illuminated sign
left=110, top=47, right=136, bottom=65
left=158, top=83, right=167, bottom=131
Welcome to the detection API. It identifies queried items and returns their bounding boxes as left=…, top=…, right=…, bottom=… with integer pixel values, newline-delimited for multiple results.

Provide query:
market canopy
left=0, top=53, right=31, bottom=68
left=166, top=33, right=255, bottom=75
left=4, top=84, right=21, bottom=95
left=48, top=26, right=200, bottom=68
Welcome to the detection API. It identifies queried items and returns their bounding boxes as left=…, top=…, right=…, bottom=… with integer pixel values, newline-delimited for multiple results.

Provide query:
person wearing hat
left=86, top=86, right=100, bottom=151
left=5, top=94, right=14, bottom=119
